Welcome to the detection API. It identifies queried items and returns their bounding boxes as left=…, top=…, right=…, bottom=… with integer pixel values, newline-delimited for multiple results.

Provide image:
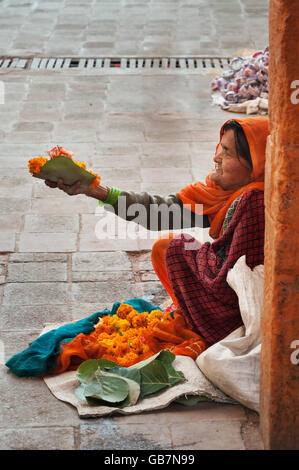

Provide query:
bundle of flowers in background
left=28, top=145, right=101, bottom=188
left=211, top=47, right=269, bottom=114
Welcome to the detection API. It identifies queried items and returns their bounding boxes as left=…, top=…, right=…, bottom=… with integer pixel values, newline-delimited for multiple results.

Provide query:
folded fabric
left=5, top=298, right=161, bottom=377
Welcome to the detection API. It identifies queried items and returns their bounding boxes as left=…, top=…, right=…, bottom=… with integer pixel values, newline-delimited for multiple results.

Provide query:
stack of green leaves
left=75, top=350, right=185, bottom=408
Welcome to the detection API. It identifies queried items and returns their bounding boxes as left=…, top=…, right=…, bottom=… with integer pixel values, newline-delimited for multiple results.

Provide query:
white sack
left=196, top=255, right=264, bottom=412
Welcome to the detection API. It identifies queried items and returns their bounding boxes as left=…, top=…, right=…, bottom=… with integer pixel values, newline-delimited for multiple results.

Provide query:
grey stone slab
left=109, top=402, right=246, bottom=425
left=71, top=303, right=114, bottom=321
left=13, top=122, right=54, bottom=133
left=52, top=130, right=97, bottom=143
left=80, top=212, right=107, bottom=233
left=9, top=253, right=68, bottom=262
left=140, top=154, right=191, bottom=168
left=140, top=181, right=190, bottom=194
left=0, top=198, right=30, bottom=215
left=72, top=251, right=131, bottom=272
left=79, top=230, right=141, bottom=252
left=0, top=233, right=16, bottom=253
left=96, top=167, right=141, bottom=183
left=4, top=132, right=53, bottom=144
left=0, top=364, right=80, bottom=428
left=241, top=419, right=264, bottom=450
left=0, top=253, right=8, bottom=262
left=24, top=214, right=80, bottom=233
left=0, top=215, right=22, bottom=232
left=20, top=101, right=61, bottom=125
left=90, top=154, right=141, bottom=169
left=140, top=271, right=159, bottom=281
left=18, top=233, right=77, bottom=252
left=141, top=142, right=191, bottom=157
left=32, top=181, right=76, bottom=199
left=170, top=420, right=246, bottom=450
left=97, top=127, right=145, bottom=143
left=0, top=143, right=49, bottom=157
left=31, top=197, right=92, bottom=215
left=7, top=262, right=67, bottom=282
left=140, top=167, right=192, bottom=183
left=72, top=271, right=134, bottom=282
left=94, top=143, right=141, bottom=156
left=0, top=177, right=32, bottom=198
left=129, top=251, right=152, bottom=271
left=137, top=280, right=168, bottom=305
left=3, top=282, right=71, bottom=305
left=0, top=304, right=72, bottom=329
left=64, top=112, right=104, bottom=121
left=72, top=280, right=141, bottom=304
left=53, top=120, right=99, bottom=133
left=0, top=427, right=75, bottom=450
left=26, top=84, right=66, bottom=102
left=79, top=422, right=172, bottom=450
left=63, top=100, right=105, bottom=115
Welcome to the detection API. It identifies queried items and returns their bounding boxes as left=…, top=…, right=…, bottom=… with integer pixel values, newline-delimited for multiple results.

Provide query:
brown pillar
left=260, top=0, right=299, bottom=450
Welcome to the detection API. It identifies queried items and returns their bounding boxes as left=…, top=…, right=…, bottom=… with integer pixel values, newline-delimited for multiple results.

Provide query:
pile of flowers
left=89, top=304, right=169, bottom=367
left=27, top=145, right=101, bottom=188
left=211, top=47, right=269, bottom=105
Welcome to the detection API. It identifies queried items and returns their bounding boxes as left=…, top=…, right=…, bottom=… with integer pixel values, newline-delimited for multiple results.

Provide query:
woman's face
left=209, top=129, right=252, bottom=190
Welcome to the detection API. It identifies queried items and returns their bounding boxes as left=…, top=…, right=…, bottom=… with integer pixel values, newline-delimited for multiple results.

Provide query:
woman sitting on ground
left=46, top=117, right=269, bottom=347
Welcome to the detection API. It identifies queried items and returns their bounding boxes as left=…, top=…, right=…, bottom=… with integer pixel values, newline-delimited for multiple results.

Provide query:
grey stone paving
left=0, top=0, right=269, bottom=58
left=0, top=0, right=268, bottom=451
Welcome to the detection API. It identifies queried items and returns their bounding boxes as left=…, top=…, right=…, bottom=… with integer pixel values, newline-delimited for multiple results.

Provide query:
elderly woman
left=46, top=117, right=269, bottom=347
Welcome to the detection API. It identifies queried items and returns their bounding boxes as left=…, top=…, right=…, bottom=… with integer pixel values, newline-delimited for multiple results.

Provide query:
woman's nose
left=214, top=150, right=222, bottom=162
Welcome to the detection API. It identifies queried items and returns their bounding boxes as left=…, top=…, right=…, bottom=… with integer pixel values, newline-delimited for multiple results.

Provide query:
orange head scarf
left=177, top=117, right=270, bottom=239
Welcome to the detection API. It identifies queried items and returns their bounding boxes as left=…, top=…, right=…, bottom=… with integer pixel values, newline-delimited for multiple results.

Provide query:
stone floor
left=0, top=0, right=269, bottom=58
left=0, top=0, right=268, bottom=451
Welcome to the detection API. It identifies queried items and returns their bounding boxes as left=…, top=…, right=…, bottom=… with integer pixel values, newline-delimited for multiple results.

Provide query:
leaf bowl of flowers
left=28, top=145, right=101, bottom=188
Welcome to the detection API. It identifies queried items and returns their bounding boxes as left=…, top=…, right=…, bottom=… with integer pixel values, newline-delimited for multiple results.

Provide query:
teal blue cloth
left=5, top=298, right=161, bottom=378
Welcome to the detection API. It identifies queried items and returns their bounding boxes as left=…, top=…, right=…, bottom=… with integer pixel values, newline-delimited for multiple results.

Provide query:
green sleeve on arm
left=98, top=187, right=122, bottom=206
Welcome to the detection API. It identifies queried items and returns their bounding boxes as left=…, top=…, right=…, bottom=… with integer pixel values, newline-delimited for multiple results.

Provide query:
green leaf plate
left=32, top=155, right=96, bottom=187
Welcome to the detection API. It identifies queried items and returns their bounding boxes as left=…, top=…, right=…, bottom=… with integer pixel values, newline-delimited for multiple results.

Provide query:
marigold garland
left=53, top=303, right=209, bottom=374
left=27, top=156, right=48, bottom=175
left=88, top=304, right=169, bottom=367
left=27, top=145, right=101, bottom=187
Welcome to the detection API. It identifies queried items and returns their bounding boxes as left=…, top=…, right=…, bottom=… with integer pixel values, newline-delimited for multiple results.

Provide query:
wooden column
left=260, top=0, right=299, bottom=450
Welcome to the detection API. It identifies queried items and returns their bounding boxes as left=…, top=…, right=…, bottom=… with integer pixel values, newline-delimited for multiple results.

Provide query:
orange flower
left=130, top=312, right=148, bottom=329
left=28, top=156, right=48, bottom=175
left=47, top=145, right=74, bottom=159
left=89, top=170, right=101, bottom=188
left=116, top=303, right=134, bottom=319
left=117, top=352, right=139, bottom=367
left=114, top=342, right=131, bottom=357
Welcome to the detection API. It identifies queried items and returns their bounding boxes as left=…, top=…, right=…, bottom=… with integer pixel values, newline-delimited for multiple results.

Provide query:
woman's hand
left=45, top=178, right=90, bottom=196
left=45, top=178, right=110, bottom=201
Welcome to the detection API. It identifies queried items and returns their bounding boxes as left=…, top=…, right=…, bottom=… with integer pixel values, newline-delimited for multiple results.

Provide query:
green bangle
left=98, top=187, right=122, bottom=206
